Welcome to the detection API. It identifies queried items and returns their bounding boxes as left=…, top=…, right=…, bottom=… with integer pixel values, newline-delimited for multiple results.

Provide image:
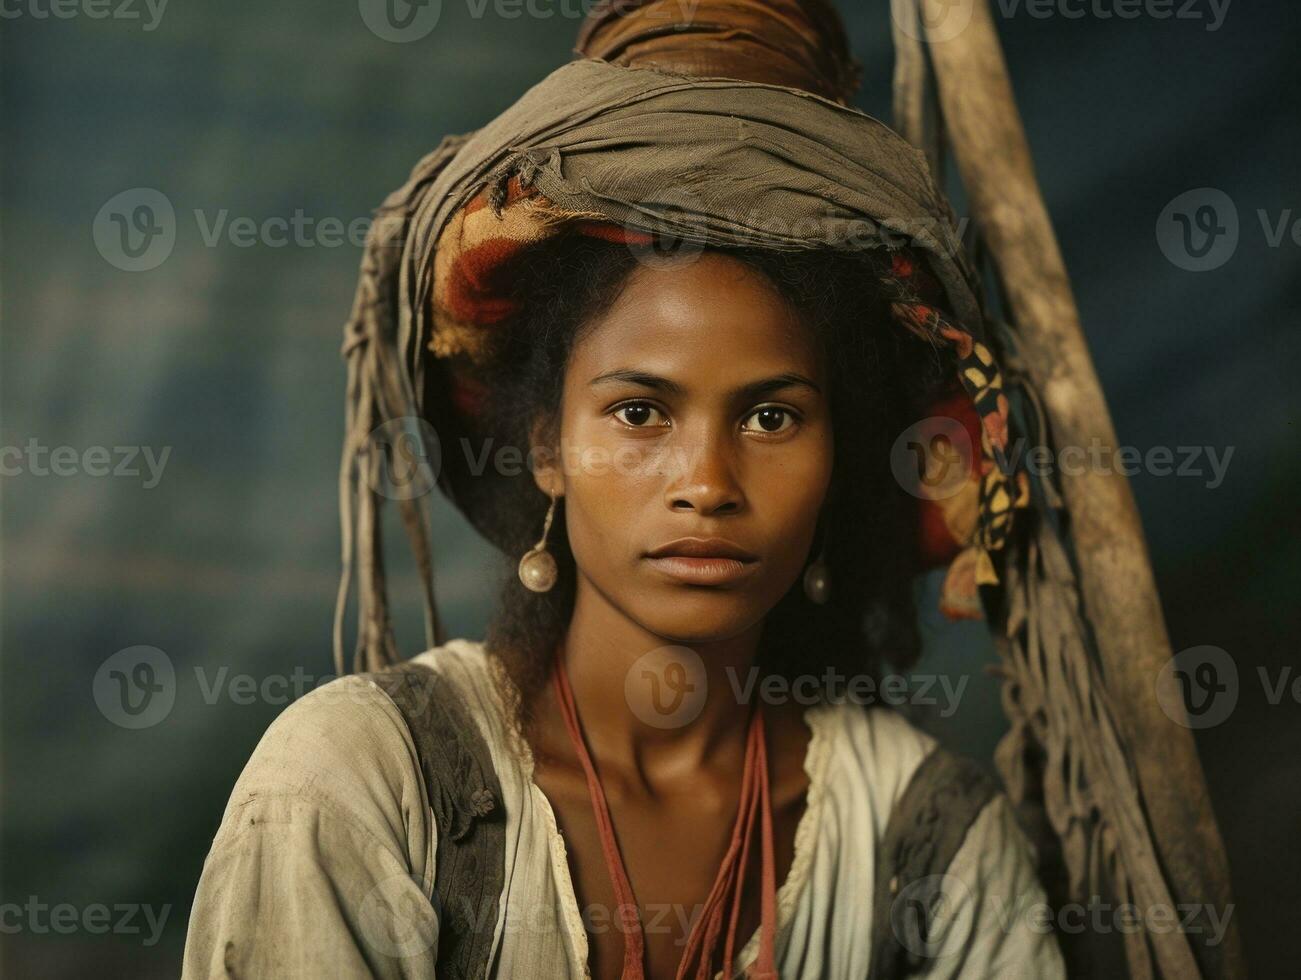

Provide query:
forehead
left=569, top=252, right=823, bottom=382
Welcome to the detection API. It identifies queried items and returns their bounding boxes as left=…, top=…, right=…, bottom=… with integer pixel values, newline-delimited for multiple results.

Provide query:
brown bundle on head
left=574, top=0, right=862, bottom=104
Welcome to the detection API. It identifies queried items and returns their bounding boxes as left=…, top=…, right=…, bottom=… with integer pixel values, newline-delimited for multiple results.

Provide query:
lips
left=645, top=537, right=759, bottom=562
left=644, top=537, right=759, bottom=586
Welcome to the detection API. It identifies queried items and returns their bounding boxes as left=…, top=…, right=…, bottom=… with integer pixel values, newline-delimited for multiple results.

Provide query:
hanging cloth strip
left=550, top=648, right=778, bottom=980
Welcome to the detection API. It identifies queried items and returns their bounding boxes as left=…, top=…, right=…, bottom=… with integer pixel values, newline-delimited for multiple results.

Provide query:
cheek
left=758, top=436, right=834, bottom=566
left=555, top=416, right=661, bottom=569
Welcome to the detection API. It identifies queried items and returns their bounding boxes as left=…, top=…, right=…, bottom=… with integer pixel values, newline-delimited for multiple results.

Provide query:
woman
left=183, top=2, right=1062, bottom=978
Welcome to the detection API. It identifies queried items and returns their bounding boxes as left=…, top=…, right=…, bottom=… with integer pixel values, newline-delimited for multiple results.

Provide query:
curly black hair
left=471, top=231, right=953, bottom=740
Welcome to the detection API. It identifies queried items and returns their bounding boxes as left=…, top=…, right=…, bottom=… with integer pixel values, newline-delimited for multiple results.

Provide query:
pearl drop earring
left=803, top=523, right=831, bottom=604
left=517, top=491, right=559, bottom=593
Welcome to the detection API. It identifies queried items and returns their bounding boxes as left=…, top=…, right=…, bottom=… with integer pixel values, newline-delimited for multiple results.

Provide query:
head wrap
left=337, top=1, right=1028, bottom=673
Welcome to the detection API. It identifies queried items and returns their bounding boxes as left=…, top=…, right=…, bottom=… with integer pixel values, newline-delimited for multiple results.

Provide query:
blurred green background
left=2, top=1, right=1298, bottom=976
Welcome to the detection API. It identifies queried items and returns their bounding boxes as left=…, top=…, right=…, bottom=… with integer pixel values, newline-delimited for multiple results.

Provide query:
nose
left=664, top=426, right=745, bottom=516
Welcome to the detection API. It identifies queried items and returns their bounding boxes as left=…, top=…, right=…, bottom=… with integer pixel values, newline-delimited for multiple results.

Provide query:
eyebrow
left=589, top=369, right=822, bottom=400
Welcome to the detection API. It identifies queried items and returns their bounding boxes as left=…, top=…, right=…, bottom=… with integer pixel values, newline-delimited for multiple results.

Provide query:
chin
left=631, top=592, right=767, bottom=645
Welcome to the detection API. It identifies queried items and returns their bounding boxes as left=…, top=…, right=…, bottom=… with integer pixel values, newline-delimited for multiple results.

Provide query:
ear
left=528, top=414, right=563, bottom=498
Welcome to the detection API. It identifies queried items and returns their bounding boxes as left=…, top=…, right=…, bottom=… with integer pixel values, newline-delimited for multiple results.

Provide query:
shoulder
left=815, top=701, right=940, bottom=829
left=369, top=640, right=514, bottom=832
left=405, top=636, right=503, bottom=706
left=817, top=700, right=1042, bottom=879
left=821, top=705, right=1064, bottom=976
left=816, top=703, right=1046, bottom=888
left=810, top=702, right=1064, bottom=976
left=212, top=669, right=422, bottom=847
left=407, top=637, right=526, bottom=762
left=213, top=638, right=500, bottom=844
left=912, top=793, right=1065, bottom=977
left=184, top=658, right=463, bottom=979
left=823, top=702, right=1036, bottom=871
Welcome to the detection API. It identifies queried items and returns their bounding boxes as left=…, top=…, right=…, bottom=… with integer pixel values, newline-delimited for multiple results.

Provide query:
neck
left=551, top=572, right=765, bottom=791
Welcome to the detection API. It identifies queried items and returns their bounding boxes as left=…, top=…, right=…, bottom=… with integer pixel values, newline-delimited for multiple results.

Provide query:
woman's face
left=536, top=251, right=834, bottom=643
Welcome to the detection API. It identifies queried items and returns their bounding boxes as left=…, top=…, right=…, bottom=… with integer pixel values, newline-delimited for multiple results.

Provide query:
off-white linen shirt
left=182, top=638, right=1064, bottom=979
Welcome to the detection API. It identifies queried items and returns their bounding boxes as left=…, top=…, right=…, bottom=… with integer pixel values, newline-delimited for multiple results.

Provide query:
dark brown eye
left=613, top=402, right=667, bottom=428
left=742, top=406, right=795, bottom=434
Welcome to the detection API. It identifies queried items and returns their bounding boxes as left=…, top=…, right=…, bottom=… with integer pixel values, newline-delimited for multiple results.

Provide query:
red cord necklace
left=551, top=647, right=779, bottom=979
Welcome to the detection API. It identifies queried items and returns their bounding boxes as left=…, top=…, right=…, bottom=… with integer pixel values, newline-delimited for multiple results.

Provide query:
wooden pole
left=917, top=0, right=1244, bottom=975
